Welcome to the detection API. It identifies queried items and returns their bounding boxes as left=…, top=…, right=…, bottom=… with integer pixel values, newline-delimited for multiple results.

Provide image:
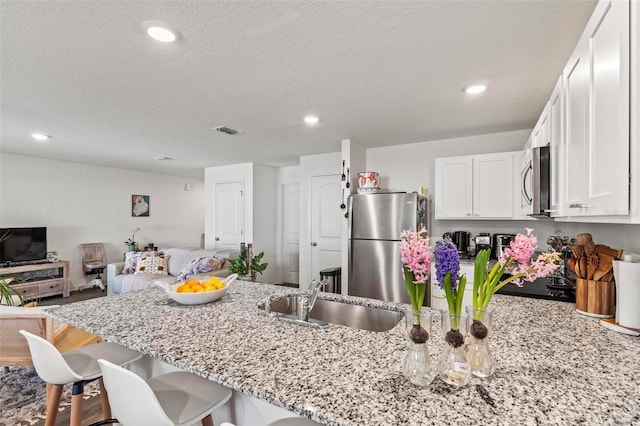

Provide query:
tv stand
left=0, top=260, right=70, bottom=300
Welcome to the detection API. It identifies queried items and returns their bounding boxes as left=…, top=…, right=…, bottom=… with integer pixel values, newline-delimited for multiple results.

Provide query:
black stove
left=496, top=276, right=575, bottom=302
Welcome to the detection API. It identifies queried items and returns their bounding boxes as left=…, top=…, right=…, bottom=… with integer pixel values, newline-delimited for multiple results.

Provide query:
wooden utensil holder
left=575, top=278, right=615, bottom=316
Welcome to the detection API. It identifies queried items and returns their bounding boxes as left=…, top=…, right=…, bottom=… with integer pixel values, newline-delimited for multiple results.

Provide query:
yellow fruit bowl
left=155, top=274, right=238, bottom=305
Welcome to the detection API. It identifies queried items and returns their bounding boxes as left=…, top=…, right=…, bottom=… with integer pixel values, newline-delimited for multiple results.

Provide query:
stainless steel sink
left=260, top=296, right=404, bottom=332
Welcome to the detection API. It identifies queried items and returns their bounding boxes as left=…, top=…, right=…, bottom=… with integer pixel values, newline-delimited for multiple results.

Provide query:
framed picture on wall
left=132, top=195, right=150, bottom=217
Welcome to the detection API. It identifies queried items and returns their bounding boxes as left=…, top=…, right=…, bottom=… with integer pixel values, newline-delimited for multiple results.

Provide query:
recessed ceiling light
left=304, top=115, right=320, bottom=125
left=464, top=85, right=487, bottom=94
left=31, top=133, right=52, bottom=141
left=152, top=156, right=174, bottom=161
left=142, top=21, right=178, bottom=42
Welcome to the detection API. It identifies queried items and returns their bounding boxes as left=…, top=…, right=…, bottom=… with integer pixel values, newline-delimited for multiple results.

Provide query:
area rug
left=0, top=367, right=99, bottom=425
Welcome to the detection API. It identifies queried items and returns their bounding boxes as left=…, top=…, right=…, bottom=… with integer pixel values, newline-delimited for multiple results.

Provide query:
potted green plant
left=229, top=251, right=268, bottom=281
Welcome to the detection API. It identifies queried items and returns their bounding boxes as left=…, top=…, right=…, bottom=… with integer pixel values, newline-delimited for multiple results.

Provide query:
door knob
left=311, top=242, right=318, bottom=247
left=214, top=237, right=220, bottom=241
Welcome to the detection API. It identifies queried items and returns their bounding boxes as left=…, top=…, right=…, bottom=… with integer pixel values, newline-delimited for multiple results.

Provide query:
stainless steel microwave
left=521, top=146, right=551, bottom=218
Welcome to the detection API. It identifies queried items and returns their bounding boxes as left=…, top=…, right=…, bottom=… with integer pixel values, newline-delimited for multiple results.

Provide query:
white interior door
left=215, top=181, right=244, bottom=250
left=282, top=183, right=300, bottom=284
left=310, top=175, right=341, bottom=284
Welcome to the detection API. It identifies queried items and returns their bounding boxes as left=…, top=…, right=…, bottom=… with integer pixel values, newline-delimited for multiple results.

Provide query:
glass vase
left=402, top=308, right=434, bottom=386
left=438, top=312, right=471, bottom=388
left=465, top=306, right=495, bottom=378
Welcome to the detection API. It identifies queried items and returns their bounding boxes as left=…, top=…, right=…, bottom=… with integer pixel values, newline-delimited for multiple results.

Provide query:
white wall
left=0, top=153, right=204, bottom=289
left=203, top=162, right=277, bottom=283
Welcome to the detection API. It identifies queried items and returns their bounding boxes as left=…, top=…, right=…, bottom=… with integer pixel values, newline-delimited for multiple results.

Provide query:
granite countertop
left=46, top=281, right=640, bottom=425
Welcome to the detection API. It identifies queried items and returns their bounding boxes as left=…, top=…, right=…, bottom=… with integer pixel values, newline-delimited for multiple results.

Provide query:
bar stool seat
left=98, top=359, right=232, bottom=426
left=19, top=330, right=142, bottom=426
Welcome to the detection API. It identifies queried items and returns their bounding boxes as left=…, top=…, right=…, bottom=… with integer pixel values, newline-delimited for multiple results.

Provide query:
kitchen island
left=46, top=281, right=640, bottom=425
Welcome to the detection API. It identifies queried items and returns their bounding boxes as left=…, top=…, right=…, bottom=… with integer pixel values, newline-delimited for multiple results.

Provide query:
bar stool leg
left=202, top=414, right=214, bottom=426
left=70, top=381, right=85, bottom=426
left=45, top=384, right=63, bottom=426
left=99, top=377, right=112, bottom=419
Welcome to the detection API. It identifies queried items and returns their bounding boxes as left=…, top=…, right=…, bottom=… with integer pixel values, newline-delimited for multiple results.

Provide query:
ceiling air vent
left=214, top=126, right=240, bottom=135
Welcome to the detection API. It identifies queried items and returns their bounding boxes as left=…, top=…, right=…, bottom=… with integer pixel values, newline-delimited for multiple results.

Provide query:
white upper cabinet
left=549, top=76, right=565, bottom=218
left=563, top=0, right=630, bottom=217
left=435, top=156, right=473, bottom=219
left=532, top=101, right=551, bottom=149
left=435, top=152, right=514, bottom=219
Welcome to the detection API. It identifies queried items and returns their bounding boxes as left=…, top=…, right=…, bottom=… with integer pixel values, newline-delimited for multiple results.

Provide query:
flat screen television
left=0, top=227, right=47, bottom=264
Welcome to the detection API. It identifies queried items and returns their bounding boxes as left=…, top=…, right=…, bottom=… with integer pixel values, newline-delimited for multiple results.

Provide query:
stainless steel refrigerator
left=348, top=192, right=429, bottom=305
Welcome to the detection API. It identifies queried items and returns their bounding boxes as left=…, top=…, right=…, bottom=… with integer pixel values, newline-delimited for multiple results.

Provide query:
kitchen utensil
left=341, top=160, right=346, bottom=181
left=340, top=188, right=346, bottom=209
left=593, top=253, right=614, bottom=281
left=571, top=245, right=585, bottom=260
left=595, top=245, right=624, bottom=260
left=579, top=255, right=588, bottom=279
left=567, top=257, right=577, bottom=273
left=346, top=168, right=350, bottom=188
left=577, top=233, right=596, bottom=255
left=576, top=233, right=592, bottom=246
left=586, top=253, right=599, bottom=280
left=601, top=269, right=614, bottom=282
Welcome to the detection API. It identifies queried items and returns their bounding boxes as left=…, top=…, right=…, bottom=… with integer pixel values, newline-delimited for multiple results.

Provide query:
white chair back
left=18, top=330, right=81, bottom=384
left=98, top=359, right=173, bottom=426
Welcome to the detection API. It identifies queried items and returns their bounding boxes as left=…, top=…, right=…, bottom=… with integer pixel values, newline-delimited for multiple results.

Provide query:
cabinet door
left=215, top=181, right=245, bottom=250
left=435, top=156, right=473, bottom=219
left=584, top=0, right=630, bottom=215
left=473, top=152, right=514, bottom=218
left=532, top=101, right=550, bottom=148
left=563, top=37, right=589, bottom=215
left=549, top=76, right=565, bottom=217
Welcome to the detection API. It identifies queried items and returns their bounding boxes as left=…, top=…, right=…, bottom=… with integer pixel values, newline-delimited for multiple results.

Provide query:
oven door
left=520, top=151, right=533, bottom=216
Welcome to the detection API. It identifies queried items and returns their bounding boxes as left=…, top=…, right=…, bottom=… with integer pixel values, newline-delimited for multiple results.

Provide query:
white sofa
left=107, top=248, right=237, bottom=296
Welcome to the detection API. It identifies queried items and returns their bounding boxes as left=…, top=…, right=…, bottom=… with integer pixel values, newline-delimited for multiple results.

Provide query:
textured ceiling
left=1, top=0, right=597, bottom=178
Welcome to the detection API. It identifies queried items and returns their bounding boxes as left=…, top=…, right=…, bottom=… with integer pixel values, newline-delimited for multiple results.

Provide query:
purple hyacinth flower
left=434, top=238, right=460, bottom=290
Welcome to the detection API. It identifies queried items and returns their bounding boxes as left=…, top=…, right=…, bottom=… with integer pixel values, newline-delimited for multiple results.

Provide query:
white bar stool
left=98, top=358, right=233, bottom=426
left=19, top=330, right=143, bottom=426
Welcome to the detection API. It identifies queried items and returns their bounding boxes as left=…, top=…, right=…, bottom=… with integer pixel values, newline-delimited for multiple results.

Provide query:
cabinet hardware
left=311, top=242, right=318, bottom=247
left=569, top=203, right=589, bottom=208
left=215, top=237, right=220, bottom=241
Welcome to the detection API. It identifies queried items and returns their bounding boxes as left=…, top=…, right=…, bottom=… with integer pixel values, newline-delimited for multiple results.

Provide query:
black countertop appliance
left=496, top=276, right=575, bottom=302
left=452, top=231, right=470, bottom=258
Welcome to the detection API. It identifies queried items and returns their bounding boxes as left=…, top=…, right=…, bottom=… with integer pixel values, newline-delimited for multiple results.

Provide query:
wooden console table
left=0, top=260, right=70, bottom=300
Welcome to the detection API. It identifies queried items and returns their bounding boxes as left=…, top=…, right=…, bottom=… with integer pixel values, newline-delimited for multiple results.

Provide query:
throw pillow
left=123, top=251, right=158, bottom=274
left=134, top=255, right=169, bottom=275
left=176, top=257, right=225, bottom=282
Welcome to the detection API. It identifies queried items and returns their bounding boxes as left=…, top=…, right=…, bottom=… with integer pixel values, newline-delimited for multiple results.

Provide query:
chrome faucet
left=305, top=279, right=327, bottom=313
left=263, top=279, right=329, bottom=328
left=295, top=279, right=327, bottom=321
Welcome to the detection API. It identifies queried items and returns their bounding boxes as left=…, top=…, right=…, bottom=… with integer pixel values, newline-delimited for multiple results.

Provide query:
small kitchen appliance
left=492, top=234, right=516, bottom=259
left=473, top=233, right=491, bottom=255
left=452, top=231, right=470, bottom=258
